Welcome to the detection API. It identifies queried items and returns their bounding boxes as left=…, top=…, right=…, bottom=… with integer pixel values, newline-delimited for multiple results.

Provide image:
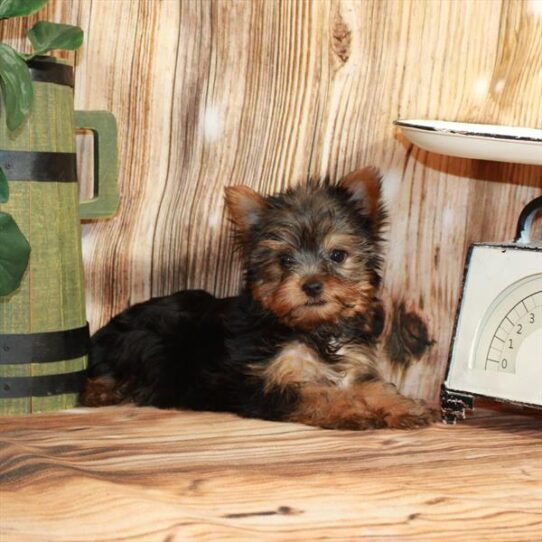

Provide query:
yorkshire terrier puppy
left=81, top=167, right=436, bottom=429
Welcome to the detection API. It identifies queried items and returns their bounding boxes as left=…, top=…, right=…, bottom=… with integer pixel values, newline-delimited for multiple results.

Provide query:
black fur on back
left=84, top=288, right=383, bottom=420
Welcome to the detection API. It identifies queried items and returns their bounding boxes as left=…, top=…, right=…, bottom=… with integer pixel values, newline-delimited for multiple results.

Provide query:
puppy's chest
left=253, top=339, right=376, bottom=391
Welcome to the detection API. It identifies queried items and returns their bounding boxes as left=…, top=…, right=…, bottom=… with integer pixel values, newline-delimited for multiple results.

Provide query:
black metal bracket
left=514, top=195, right=542, bottom=243
left=441, top=386, right=474, bottom=424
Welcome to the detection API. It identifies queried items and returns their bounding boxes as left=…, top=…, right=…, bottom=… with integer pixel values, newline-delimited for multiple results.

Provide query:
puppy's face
left=225, top=168, right=385, bottom=330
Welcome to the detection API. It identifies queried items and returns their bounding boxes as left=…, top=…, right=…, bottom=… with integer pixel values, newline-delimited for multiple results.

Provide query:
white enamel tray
left=394, top=120, right=542, bottom=166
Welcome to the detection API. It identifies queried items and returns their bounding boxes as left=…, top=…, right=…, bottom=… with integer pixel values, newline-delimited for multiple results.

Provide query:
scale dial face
left=446, top=245, right=542, bottom=406
left=472, top=274, right=542, bottom=375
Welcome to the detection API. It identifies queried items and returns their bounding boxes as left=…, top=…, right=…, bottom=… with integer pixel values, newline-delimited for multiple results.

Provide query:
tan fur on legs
left=353, top=379, right=438, bottom=428
left=286, top=384, right=385, bottom=430
left=284, top=377, right=438, bottom=430
left=80, top=377, right=127, bottom=407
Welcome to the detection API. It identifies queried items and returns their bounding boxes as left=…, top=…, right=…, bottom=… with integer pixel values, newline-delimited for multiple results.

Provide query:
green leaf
left=0, top=211, right=30, bottom=296
left=27, top=22, right=83, bottom=57
left=0, top=0, right=48, bottom=19
left=0, top=166, right=8, bottom=203
left=0, top=43, right=33, bottom=131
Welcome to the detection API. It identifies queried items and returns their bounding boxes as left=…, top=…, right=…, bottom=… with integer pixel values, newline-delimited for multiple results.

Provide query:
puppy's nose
left=302, top=279, right=323, bottom=297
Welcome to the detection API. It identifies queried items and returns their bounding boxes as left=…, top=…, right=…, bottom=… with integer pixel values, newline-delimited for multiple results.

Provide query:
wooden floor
left=0, top=406, right=541, bottom=542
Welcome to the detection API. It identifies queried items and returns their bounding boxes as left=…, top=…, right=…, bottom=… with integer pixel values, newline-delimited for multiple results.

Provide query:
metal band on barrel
left=0, top=323, right=90, bottom=364
left=0, top=150, right=77, bottom=182
left=0, top=370, right=87, bottom=398
left=27, top=59, right=74, bottom=87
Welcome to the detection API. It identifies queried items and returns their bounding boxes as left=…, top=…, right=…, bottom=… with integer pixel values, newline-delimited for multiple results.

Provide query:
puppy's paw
left=382, top=399, right=439, bottom=429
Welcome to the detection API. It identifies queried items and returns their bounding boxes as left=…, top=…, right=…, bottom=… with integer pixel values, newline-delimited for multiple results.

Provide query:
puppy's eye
left=279, top=254, right=296, bottom=269
left=329, top=249, right=347, bottom=263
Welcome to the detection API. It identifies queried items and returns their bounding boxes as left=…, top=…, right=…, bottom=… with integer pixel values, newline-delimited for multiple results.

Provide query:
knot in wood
left=331, top=13, right=352, bottom=63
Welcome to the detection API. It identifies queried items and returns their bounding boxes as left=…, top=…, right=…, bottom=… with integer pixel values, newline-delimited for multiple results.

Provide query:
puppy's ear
left=224, top=185, right=266, bottom=236
left=338, top=166, right=382, bottom=222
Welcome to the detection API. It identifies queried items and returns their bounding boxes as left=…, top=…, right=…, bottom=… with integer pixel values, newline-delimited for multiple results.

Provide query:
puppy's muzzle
left=302, top=278, right=324, bottom=298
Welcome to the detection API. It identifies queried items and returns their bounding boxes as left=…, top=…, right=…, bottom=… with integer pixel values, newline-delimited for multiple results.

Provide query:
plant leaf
left=0, top=43, right=33, bottom=131
left=27, top=22, right=83, bottom=56
left=0, top=0, right=48, bottom=19
left=0, top=166, right=8, bottom=203
left=0, top=211, right=30, bottom=296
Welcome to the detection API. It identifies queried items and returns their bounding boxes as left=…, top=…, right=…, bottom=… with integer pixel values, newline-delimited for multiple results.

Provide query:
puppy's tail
left=79, top=375, right=125, bottom=407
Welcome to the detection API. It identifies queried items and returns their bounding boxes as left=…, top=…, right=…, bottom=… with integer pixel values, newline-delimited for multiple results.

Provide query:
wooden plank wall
left=1, top=0, right=540, bottom=401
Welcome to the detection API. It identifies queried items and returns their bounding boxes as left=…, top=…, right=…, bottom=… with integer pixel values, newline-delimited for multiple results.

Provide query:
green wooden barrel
left=0, top=58, right=118, bottom=414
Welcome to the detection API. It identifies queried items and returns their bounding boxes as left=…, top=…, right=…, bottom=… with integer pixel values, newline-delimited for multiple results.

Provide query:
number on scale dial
left=471, top=274, right=542, bottom=374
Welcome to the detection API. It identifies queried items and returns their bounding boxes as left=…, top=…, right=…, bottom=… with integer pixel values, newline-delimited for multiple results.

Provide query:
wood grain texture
left=1, top=406, right=541, bottom=541
left=1, top=0, right=541, bottom=402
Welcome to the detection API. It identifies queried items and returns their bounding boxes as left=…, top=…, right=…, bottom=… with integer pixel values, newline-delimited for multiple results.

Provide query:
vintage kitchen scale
left=395, top=120, right=542, bottom=423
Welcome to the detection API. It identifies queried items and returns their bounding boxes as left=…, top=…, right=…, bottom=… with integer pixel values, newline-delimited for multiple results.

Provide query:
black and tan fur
left=81, top=168, right=436, bottom=429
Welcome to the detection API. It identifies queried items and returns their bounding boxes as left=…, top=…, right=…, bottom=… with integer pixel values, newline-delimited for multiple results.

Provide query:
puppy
left=81, top=168, right=436, bottom=429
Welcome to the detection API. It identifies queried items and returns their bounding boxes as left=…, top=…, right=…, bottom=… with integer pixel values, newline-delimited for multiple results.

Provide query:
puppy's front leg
left=353, top=379, right=438, bottom=428
left=285, top=384, right=385, bottom=430
left=284, top=380, right=437, bottom=430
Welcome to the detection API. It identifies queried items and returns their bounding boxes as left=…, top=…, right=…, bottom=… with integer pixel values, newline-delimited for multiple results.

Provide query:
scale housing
left=442, top=241, right=542, bottom=423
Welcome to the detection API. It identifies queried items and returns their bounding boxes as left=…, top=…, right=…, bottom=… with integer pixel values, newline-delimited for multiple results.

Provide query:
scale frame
left=441, top=241, right=542, bottom=424
left=393, top=120, right=542, bottom=424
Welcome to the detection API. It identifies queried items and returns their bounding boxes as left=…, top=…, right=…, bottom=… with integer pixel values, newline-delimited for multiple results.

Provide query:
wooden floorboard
left=0, top=406, right=541, bottom=541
